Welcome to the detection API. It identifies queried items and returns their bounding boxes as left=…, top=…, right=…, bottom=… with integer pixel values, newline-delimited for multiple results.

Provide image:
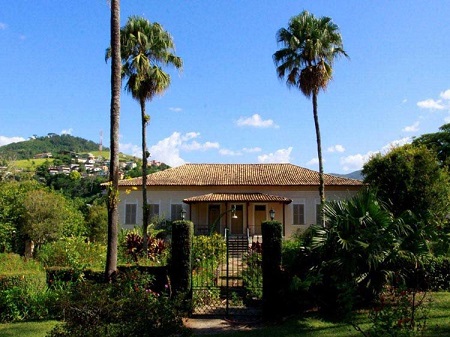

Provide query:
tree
left=0, top=180, right=41, bottom=253
left=363, top=144, right=450, bottom=224
left=22, top=189, right=85, bottom=250
left=85, top=203, right=108, bottom=243
left=110, top=16, right=182, bottom=253
left=105, top=0, right=121, bottom=281
left=412, top=123, right=450, bottom=168
left=273, top=11, right=348, bottom=223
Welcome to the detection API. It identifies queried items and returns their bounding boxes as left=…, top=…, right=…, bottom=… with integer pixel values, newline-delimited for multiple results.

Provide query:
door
left=230, top=205, right=244, bottom=234
left=208, top=204, right=221, bottom=234
left=254, top=205, right=266, bottom=235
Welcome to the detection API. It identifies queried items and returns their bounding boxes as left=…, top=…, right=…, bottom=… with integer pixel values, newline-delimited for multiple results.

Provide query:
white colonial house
left=117, top=163, right=364, bottom=238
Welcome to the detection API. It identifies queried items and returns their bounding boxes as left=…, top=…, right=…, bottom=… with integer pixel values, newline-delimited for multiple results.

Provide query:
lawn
left=0, top=321, right=58, bottom=337
left=201, top=291, right=450, bottom=337
left=1, top=292, right=449, bottom=336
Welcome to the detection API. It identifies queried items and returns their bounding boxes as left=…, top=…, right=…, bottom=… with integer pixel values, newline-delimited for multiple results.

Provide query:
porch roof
left=183, top=192, right=292, bottom=204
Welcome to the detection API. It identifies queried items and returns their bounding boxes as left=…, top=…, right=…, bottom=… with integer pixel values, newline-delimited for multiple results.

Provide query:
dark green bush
left=0, top=253, right=54, bottom=322
left=47, top=270, right=188, bottom=337
left=242, top=247, right=262, bottom=301
left=36, top=236, right=106, bottom=269
left=397, top=256, right=450, bottom=291
left=170, top=220, right=193, bottom=297
left=261, top=220, right=283, bottom=320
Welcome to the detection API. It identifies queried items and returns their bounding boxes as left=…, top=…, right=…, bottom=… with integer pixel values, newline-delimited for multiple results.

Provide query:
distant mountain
left=0, top=134, right=107, bottom=160
left=330, top=170, right=363, bottom=181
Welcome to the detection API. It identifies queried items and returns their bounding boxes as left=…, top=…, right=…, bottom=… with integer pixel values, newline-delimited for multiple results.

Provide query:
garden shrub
left=242, top=242, right=262, bottom=301
left=191, top=233, right=226, bottom=270
left=352, top=286, right=431, bottom=337
left=118, top=228, right=168, bottom=266
left=117, top=265, right=169, bottom=294
left=424, top=256, right=450, bottom=290
left=0, top=253, right=58, bottom=322
left=47, top=269, right=188, bottom=337
left=190, top=233, right=226, bottom=312
left=261, top=220, right=283, bottom=320
left=36, top=236, right=106, bottom=270
left=0, top=253, right=46, bottom=290
left=398, top=256, right=450, bottom=291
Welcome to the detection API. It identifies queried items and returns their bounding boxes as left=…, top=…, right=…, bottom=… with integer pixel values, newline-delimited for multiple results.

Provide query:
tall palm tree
left=105, top=0, right=121, bottom=281
left=113, top=16, right=182, bottom=253
left=273, top=11, right=348, bottom=224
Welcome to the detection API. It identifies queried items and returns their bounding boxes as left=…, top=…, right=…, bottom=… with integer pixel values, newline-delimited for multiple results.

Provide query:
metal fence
left=191, top=229, right=262, bottom=318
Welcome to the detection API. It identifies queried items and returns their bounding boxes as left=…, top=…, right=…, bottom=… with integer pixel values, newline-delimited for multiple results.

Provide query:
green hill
left=0, top=134, right=109, bottom=160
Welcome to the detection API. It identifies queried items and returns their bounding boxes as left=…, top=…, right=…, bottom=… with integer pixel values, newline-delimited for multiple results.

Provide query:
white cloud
left=402, top=121, right=419, bottom=132
left=258, top=147, right=292, bottom=163
left=61, top=128, right=73, bottom=135
left=121, top=131, right=219, bottom=167
left=339, top=137, right=412, bottom=172
left=242, top=147, right=262, bottom=153
left=148, top=132, right=186, bottom=167
left=0, top=23, right=7, bottom=30
left=119, top=143, right=141, bottom=157
left=236, top=114, right=279, bottom=128
left=181, top=132, right=199, bottom=141
left=219, top=148, right=242, bottom=156
left=340, top=153, right=374, bottom=172
left=440, top=89, right=450, bottom=100
left=445, top=115, right=450, bottom=123
left=218, top=146, right=262, bottom=156
left=380, top=137, right=411, bottom=153
left=169, top=107, right=182, bottom=112
left=306, top=157, right=319, bottom=166
left=0, top=135, right=25, bottom=146
left=327, top=144, right=345, bottom=153
left=181, top=140, right=219, bottom=151
left=417, top=99, right=445, bottom=110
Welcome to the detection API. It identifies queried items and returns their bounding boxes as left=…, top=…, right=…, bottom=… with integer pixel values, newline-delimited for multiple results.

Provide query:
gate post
left=170, top=220, right=193, bottom=311
left=261, top=220, right=282, bottom=321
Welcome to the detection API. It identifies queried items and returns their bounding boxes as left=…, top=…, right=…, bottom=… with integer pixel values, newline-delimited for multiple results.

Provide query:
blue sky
left=1, top=1, right=450, bottom=173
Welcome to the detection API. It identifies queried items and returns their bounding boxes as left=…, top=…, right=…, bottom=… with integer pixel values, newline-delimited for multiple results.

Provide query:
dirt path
left=183, top=317, right=263, bottom=335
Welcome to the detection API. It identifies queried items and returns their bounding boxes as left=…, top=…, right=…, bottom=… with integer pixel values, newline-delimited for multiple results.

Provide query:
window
left=149, top=204, right=160, bottom=219
left=125, top=203, right=137, bottom=225
left=171, top=204, right=183, bottom=221
left=293, top=204, right=305, bottom=225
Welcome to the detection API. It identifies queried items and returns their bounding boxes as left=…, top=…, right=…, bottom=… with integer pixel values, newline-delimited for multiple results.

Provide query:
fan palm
left=107, top=16, right=182, bottom=253
left=312, top=189, right=413, bottom=302
left=273, top=11, right=348, bottom=224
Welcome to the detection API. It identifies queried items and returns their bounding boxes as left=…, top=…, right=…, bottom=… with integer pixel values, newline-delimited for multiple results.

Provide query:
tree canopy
left=273, top=11, right=347, bottom=215
left=412, top=123, right=450, bottom=168
left=363, top=144, right=450, bottom=223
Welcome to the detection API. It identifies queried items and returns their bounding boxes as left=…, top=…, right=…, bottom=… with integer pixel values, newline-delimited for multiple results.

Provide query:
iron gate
left=191, top=229, right=262, bottom=317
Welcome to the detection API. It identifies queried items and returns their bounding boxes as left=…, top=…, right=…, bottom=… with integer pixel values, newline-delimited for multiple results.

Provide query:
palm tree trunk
left=141, top=99, right=149, bottom=254
left=312, top=92, right=325, bottom=226
left=105, top=0, right=120, bottom=281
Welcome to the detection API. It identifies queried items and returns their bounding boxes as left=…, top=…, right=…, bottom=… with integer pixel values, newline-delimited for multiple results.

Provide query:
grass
left=199, top=291, right=450, bottom=337
left=1, top=292, right=449, bottom=336
left=0, top=321, right=58, bottom=337
left=12, top=158, right=51, bottom=170
left=0, top=253, right=44, bottom=275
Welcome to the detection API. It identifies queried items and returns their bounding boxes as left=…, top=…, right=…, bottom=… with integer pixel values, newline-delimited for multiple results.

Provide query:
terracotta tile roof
left=183, top=193, right=292, bottom=204
left=118, top=163, right=363, bottom=187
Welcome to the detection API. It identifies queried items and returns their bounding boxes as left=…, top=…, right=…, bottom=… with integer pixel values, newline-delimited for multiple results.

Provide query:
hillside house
left=117, top=163, right=364, bottom=238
